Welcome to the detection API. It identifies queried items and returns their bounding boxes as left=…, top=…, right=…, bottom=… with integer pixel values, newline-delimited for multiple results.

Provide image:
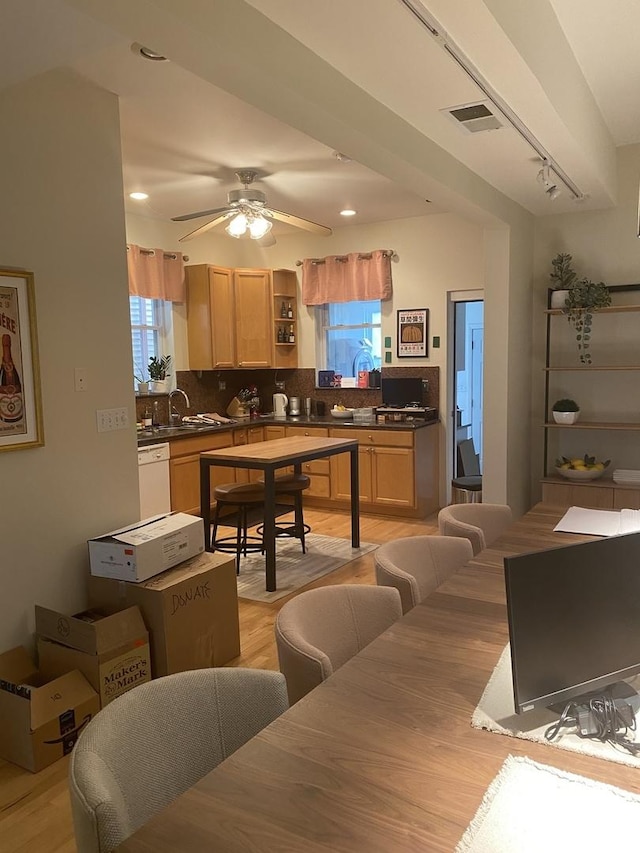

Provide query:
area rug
left=235, top=534, right=377, bottom=603
left=472, top=644, right=640, bottom=768
left=456, top=754, right=640, bottom=852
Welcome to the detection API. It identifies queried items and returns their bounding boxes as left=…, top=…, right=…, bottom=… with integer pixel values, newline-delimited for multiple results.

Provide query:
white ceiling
left=3, top=0, right=640, bottom=240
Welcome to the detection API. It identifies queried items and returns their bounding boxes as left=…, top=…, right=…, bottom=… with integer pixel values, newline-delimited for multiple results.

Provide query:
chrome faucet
left=169, top=388, right=190, bottom=424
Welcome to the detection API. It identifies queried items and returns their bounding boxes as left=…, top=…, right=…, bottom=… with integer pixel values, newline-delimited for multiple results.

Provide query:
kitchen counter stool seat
left=257, top=473, right=311, bottom=554
left=211, top=482, right=266, bottom=573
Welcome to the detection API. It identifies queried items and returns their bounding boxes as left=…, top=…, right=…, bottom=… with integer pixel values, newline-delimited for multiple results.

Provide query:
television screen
left=381, top=377, right=424, bottom=406
left=505, top=532, right=640, bottom=714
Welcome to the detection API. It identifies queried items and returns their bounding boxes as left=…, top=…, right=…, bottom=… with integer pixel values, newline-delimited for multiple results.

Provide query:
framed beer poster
left=0, top=269, right=44, bottom=451
left=397, top=308, right=428, bottom=358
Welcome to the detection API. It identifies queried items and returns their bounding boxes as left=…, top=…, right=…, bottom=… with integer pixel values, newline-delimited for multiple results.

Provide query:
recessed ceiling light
left=131, top=42, right=168, bottom=62
left=129, top=192, right=149, bottom=201
left=340, top=209, right=357, bottom=217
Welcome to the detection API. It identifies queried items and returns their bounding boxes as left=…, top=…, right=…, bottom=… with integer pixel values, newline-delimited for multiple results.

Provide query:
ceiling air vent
left=442, top=101, right=503, bottom=134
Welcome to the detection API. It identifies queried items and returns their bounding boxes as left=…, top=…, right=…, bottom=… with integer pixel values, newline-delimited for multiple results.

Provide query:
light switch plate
left=97, top=407, right=129, bottom=432
left=385, top=351, right=392, bottom=363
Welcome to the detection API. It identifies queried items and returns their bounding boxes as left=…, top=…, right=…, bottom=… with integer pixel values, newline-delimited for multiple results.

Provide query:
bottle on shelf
left=277, top=326, right=283, bottom=343
left=287, top=302, right=293, bottom=319
left=280, top=300, right=287, bottom=318
left=152, top=400, right=160, bottom=427
left=142, top=405, right=152, bottom=428
left=289, top=325, right=295, bottom=343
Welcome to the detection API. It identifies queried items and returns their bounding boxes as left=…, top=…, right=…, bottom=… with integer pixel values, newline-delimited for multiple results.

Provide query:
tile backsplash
left=136, top=366, right=439, bottom=422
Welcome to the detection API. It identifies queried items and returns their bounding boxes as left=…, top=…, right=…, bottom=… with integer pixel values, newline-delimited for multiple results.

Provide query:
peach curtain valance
left=301, top=249, right=393, bottom=305
left=126, top=244, right=186, bottom=302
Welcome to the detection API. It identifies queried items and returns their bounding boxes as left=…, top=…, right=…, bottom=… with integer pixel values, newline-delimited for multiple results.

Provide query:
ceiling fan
left=172, top=169, right=333, bottom=243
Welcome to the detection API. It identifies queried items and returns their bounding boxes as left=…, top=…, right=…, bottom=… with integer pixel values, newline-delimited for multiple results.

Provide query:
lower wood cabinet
left=166, top=422, right=439, bottom=519
left=285, top=426, right=329, bottom=496
left=541, top=478, right=640, bottom=510
left=169, top=433, right=237, bottom=515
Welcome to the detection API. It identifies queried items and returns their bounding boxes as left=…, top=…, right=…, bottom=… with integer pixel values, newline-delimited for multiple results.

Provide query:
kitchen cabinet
left=186, top=265, right=298, bottom=370
left=541, top=285, right=640, bottom=508
left=284, top=426, right=330, bottom=497
left=169, top=432, right=237, bottom=515
left=272, top=269, right=299, bottom=370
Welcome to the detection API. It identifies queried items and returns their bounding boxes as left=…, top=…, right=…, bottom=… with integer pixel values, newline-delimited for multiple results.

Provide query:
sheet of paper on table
left=554, top=506, right=640, bottom=536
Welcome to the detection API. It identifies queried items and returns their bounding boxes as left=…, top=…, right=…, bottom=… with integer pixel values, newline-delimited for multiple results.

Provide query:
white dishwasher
left=137, top=442, right=171, bottom=519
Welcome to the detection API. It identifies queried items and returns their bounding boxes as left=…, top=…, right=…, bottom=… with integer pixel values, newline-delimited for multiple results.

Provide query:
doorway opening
left=450, top=294, right=484, bottom=489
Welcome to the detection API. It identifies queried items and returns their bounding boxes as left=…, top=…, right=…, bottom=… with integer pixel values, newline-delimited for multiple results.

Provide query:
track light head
left=537, top=162, right=561, bottom=200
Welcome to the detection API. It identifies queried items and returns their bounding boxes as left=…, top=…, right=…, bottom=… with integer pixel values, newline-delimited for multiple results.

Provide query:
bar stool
left=257, top=472, right=311, bottom=554
left=210, top=482, right=267, bottom=573
left=452, top=438, right=482, bottom=504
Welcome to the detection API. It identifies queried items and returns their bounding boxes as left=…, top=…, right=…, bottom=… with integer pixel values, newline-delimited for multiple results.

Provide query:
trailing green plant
left=552, top=398, right=579, bottom=412
left=549, top=253, right=577, bottom=291
left=148, top=354, right=172, bottom=380
left=564, top=278, right=611, bottom=365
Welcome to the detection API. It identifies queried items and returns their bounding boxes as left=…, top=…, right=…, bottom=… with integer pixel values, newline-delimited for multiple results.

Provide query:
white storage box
left=88, top=513, right=205, bottom=583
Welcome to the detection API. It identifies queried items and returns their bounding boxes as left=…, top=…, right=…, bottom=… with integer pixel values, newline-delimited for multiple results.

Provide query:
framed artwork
left=397, top=308, right=428, bottom=358
left=0, top=269, right=44, bottom=451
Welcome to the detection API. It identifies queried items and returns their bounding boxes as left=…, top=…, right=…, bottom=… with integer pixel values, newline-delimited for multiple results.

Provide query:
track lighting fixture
left=537, top=162, right=562, bottom=200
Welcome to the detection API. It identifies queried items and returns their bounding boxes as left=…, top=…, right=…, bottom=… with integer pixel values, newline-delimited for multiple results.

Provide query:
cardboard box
left=0, top=646, right=100, bottom=772
left=36, top=605, right=151, bottom=707
left=88, top=512, right=205, bottom=582
left=88, top=551, right=240, bottom=678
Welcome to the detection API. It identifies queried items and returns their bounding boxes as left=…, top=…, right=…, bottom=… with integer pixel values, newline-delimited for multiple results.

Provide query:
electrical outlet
left=433, top=336, right=441, bottom=348
left=74, top=367, right=88, bottom=392
left=97, top=407, right=130, bottom=433
left=275, top=380, right=285, bottom=392
left=219, top=379, right=226, bottom=390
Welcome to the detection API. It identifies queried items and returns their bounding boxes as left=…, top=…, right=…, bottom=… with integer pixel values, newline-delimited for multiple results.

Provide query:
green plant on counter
left=148, top=355, right=172, bottom=380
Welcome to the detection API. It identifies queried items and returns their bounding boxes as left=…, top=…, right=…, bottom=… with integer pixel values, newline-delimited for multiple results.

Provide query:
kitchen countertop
left=137, top=414, right=439, bottom=447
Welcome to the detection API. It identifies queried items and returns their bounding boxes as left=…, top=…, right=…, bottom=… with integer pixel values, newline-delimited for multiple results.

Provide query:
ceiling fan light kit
left=172, top=169, right=332, bottom=243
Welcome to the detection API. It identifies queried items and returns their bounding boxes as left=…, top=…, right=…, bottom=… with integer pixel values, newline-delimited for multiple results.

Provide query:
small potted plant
left=549, top=252, right=577, bottom=309
left=564, top=277, right=611, bottom=365
left=552, top=398, right=580, bottom=425
left=147, top=355, right=172, bottom=393
left=134, top=369, right=149, bottom=395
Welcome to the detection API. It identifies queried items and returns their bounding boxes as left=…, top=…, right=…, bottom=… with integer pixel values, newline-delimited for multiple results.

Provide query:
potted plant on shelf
left=147, top=355, right=172, bottom=393
left=551, top=398, right=580, bottom=425
left=564, top=277, right=611, bottom=365
left=548, top=252, right=577, bottom=309
left=134, top=369, right=149, bottom=395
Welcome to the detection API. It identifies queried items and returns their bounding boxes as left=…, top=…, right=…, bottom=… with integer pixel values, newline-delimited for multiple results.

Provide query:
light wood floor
left=0, top=508, right=439, bottom=853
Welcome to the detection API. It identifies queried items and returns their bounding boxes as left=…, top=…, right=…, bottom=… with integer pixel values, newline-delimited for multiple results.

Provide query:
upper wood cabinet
left=186, top=264, right=298, bottom=370
left=186, top=265, right=235, bottom=369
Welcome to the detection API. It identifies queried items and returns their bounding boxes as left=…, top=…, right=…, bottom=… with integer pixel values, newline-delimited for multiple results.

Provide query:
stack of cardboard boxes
left=1, top=513, right=241, bottom=772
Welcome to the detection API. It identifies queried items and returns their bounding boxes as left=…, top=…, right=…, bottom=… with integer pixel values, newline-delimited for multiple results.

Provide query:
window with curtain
left=130, top=296, right=172, bottom=387
left=316, top=300, right=382, bottom=379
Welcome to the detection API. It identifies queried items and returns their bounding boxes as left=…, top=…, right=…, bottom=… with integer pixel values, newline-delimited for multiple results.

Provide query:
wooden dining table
left=117, top=503, right=640, bottom=852
left=200, top=435, right=360, bottom=591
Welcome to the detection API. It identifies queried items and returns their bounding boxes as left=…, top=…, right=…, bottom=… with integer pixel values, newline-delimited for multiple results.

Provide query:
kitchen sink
left=138, top=423, right=219, bottom=438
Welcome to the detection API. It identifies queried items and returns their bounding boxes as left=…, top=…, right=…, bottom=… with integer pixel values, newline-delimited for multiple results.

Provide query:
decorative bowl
left=330, top=408, right=354, bottom=419
left=555, top=466, right=605, bottom=481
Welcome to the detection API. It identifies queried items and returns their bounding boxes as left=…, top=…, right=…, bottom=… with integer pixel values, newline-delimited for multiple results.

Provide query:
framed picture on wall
left=397, top=308, right=428, bottom=358
left=0, top=269, right=44, bottom=452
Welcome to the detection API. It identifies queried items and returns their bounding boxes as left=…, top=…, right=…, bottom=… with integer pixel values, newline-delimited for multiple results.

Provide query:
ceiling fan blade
left=256, top=233, right=277, bottom=248
left=267, top=208, right=332, bottom=236
left=171, top=206, right=230, bottom=222
left=178, top=212, right=231, bottom=242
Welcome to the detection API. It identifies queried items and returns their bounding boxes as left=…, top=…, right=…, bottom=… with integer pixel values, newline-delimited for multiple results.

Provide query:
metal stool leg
left=294, top=491, right=306, bottom=554
left=211, top=503, right=221, bottom=551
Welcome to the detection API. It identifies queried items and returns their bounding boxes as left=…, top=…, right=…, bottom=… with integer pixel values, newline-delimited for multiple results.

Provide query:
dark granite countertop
left=137, top=414, right=439, bottom=447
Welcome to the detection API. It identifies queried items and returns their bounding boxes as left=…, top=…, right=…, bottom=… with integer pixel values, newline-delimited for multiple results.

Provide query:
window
left=316, top=300, right=382, bottom=379
left=130, top=296, right=172, bottom=387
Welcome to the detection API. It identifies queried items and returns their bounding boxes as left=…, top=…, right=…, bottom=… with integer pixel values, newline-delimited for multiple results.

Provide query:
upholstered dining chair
left=275, top=584, right=402, bottom=704
left=437, top=503, right=513, bottom=556
left=375, top=535, right=473, bottom=614
left=68, top=668, right=288, bottom=853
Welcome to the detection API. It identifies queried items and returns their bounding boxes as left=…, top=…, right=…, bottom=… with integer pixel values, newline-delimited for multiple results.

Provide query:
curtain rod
left=126, top=245, right=189, bottom=262
left=296, top=249, right=394, bottom=266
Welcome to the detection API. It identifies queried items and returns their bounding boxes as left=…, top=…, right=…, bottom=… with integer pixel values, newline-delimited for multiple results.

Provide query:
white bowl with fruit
left=330, top=405, right=354, bottom=419
left=555, top=455, right=610, bottom=481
